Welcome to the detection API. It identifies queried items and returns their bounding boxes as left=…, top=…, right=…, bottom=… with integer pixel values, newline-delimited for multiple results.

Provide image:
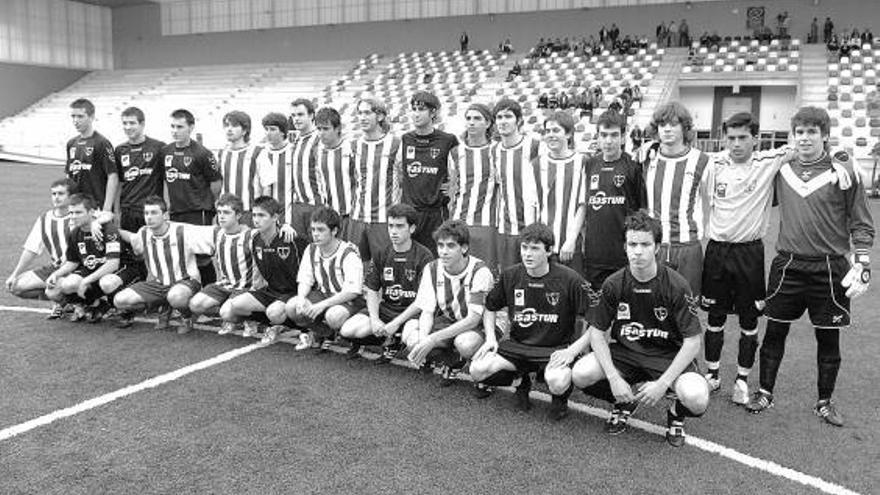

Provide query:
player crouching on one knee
left=469, top=222, right=588, bottom=417
left=44, top=194, right=127, bottom=323
left=338, top=204, right=433, bottom=362
left=551, top=211, right=709, bottom=447
left=404, top=220, right=494, bottom=388
left=286, top=206, right=365, bottom=351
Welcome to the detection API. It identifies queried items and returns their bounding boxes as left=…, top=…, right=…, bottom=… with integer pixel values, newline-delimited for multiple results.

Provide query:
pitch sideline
left=0, top=305, right=863, bottom=495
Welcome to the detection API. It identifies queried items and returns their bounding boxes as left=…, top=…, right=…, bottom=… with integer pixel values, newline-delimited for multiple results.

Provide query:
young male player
left=223, top=196, right=301, bottom=342
left=256, top=112, right=295, bottom=226
left=405, top=220, right=494, bottom=386
left=470, top=222, right=587, bottom=416
left=400, top=91, right=459, bottom=254
left=583, top=111, right=645, bottom=291
left=114, top=195, right=215, bottom=333
left=286, top=206, right=365, bottom=350
left=218, top=111, right=262, bottom=226
left=315, top=107, right=354, bottom=240
left=449, top=103, right=498, bottom=273
left=187, top=194, right=263, bottom=333
left=534, top=110, right=587, bottom=273
left=160, top=109, right=222, bottom=284
left=349, top=97, right=402, bottom=260
left=44, top=194, right=124, bottom=323
left=115, top=107, right=166, bottom=232
left=701, top=113, right=794, bottom=404
left=747, top=107, right=875, bottom=426
left=339, top=204, right=433, bottom=361
left=6, top=178, right=75, bottom=316
left=65, top=98, right=118, bottom=212
left=641, top=101, right=713, bottom=295
left=554, top=211, right=709, bottom=447
left=493, top=98, right=540, bottom=269
left=289, top=99, right=325, bottom=253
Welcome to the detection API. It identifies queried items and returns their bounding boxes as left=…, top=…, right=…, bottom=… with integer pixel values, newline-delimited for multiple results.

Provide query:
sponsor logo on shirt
left=514, top=289, right=525, bottom=306
left=406, top=161, right=439, bottom=177
left=590, top=174, right=600, bottom=190
left=406, top=146, right=416, bottom=159
left=165, top=168, right=191, bottom=182
left=588, top=191, right=626, bottom=210
left=383, top=267, right=394, bottom=281
left=385, top=284, right=416, bottom=302
left=69, top=147, right=76, bottom=159
left=617, top=302, right=630, bottom=320
left=620, top=322, right=669, bottom=341
left=512, top=308, right=560, bottom=327
left=68, top=161, right=92, bottom=173
left=121, top=155, right=130, bottom=167
left=715, top=182, right=727, bottom=198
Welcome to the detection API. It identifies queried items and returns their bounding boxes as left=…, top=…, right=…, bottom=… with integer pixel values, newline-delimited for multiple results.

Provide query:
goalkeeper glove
left=842, top=253, right=871, bottom=299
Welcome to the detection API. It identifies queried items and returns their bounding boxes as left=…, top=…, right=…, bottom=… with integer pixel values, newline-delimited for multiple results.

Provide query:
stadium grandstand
left=1, top=1, right=879, bottom=494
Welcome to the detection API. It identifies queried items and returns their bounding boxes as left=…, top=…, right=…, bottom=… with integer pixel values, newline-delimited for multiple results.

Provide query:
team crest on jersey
left=654, top=306, right=668, bottom=321
left=144, top=152, right=154, bottom=161
left=78, top=242, right=87, bottom=255
left=800, top=170, right=812, bottom=181
left=165, top=156, right=174, bottom=167
left=183, top=156, right=193, bottom=167
left=514, top=289, right=525, bottom=306
left=406, top=146, right=416, bottom=159
left=383, top=267, right=394, bottom=281
left=84, top=147, right=94, bottom=157
left=431, top=148, right=441, bottom=159
left=546, top=291, right=560, bottom=306
left=277, top=246, right=291, bottom=260
left=590, top=174, right=600, bottom=190
left=405, top=268, right=416, bottom=281
left=685, top=294, right=700, bottom=315
left=715, top=182, right=727, bottom=198
left=121, top=155, right=130, bottom=167
left=745, top=180, right=757, bottom=193
left=617, top=302, right=631, bottom=320
left=613, top=174, right=625, bottom=188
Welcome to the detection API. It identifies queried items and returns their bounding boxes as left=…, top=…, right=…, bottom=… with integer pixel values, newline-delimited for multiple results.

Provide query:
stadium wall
left=112, top=0, right=880, bottom=69
left=0, top=63, right=87, bottom=119
left=679, top=85, right=797, bottom=133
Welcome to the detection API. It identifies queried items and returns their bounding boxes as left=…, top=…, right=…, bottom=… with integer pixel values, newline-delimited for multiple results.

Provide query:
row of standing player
left=6, top=94, right=875, bottom=431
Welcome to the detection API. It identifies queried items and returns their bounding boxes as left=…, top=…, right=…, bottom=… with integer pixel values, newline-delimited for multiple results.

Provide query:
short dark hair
left=433, top=219, right=469, bottom=246
left=790, top=106, right=831, bottom=137
left=67, top=193, right=96, bottom=210
left=624, top=209, right=662, bottom=244
left=314, top=107, right=341, bottom=130
left=310, top=205, right=341, bottom=233
left=252, top=196, right=282, bottom=216
left=493, top=98, right=523, bottom=125
left=143, top=195, right=168, bottom=213
left=215, top=193, right=244, bottom=214
left=722, top=112, right=759, bottom=136
left=262, top=112, right=289, bottom=136
left=387, top=203, right=419, bottom=226
left=291, top=98, right=316, bottom=117
left=171, top=109, right=195, bottom=126
left=650, top=101, right=695, bottom=144
left=70, top=98, right=95, bottom=117
left=50, top=177, right=77, bottom=193
left=223, top=110, right=252, bottom=142
left=544, top=110, right=575, bottom=146
left=596, top=110, right=625, bottom=132
left=519, top=223, right=555, bottom=252
left=121, top=106, right=145, bottom=124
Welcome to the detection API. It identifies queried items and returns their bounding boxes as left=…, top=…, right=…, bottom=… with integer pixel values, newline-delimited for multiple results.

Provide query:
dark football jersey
left=65, top=131, right=116, bottom=207
left=486, top=262, right=588, bottom=348
left=583, top=153, right=646, bottom=270
left=159, top=140, right=221, bottom=214
left=65, top=223, right=123, bottom=275
left=253, top=231, right=300, bottom=293
left=365, top=241, right=434, bottom=311
left=400, top=129, right=459, bottom=209
left=591, top=265, right=702, bottom=360
left=115, top=137, right=166, bottom=210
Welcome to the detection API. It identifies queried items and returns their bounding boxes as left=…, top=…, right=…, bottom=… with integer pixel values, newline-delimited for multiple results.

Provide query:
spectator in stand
left=861, top=29, right=873, bottom=45
left=809, top=18, right=819, bottom=44
left=460, top=31, right=469, bottom=51
left=501, top=38, right=513, bottom=54
left=668, top=20, right=678, bottom=47
left=507, top=60, right=522, bottom=81
left=538, top=92, right=549, bottom=110
left=656, top=22, right=666, bottom=47
left=610, top=23, right=620, bottom=44
left=679, top=20, right=689, bottom=47
left=548, top=91, right=559, bottom=110
left=630, top=125, right=643, bottom=151
left=781, top=11, right=791, bottom=38
left=600, top=25, right=608, bottom=44
left=559, top=91, right=570, bottom=111
left=827, top=34, right=840, bottom=55
left=824, top=17, right=834, bottom=44
left=631, top=82, right=642, bottom=102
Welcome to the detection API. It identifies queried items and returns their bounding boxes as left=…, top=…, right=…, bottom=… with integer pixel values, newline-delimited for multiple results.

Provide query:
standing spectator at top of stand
left=460, top=31, right=469, bottom=51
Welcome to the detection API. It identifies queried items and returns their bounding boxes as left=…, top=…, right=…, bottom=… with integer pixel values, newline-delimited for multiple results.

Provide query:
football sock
left=704, top=326, right=724, bottom=371
left=582, top=381, right=615, bottom=403
left=481, top=369, right=517, bottom=387
left=815, top=328, right=841, bottom=401
left=737, top=328, right=759, bottom=370
left=758, top=320, right=791, bottom=394
left=672, top=399, right=703, bottom=419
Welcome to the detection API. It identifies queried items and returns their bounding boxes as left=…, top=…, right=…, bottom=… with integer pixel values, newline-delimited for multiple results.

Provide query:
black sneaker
left=746, top=389, right=774, bottom=414
left=87, top=300, right=110, bottom=324
left=346, top=343, right=362, bottom=360
left=418, top=362, right=433, bottom=375
left=666, top=410, right=686, bottom=448
left=46, top=303, right=65, bottom=320
left=116, top=311, right=134, bottom=329
left=549, top=394, right=569, bottom=421
left=605, top=402, right=637, bottom=435
left=814, top=399, right=844, bottom=427
left=437, top=365, right=460, bottom=387
left=515, top=376, right=532, bottom=411
left=472, top=383, right=494, bottom=399
left=373, top=345, right=397, bottom=365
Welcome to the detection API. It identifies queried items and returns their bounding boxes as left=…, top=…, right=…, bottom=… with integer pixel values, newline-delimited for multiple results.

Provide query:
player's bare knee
left=218, top=300, right=234, bottom=320
left=469, top=356, right=492, bottom=381
left=401, top=321, right=420, bottom=347
left=166, top=287, right=192, bottom=310
left=675, top=372, right=710, bottom=415
left=545, top=366, right=573, bottom=395
left=324, top=307, right=350, bottom=330
left=284, top=297, right=300, bottom=320
left=60, top=276, right=81, bottom=294
left=453, top=331, right=483, bottom=359
left=571, top=353, right=604, bottom=388
left=99, top=275, right=121, bottom=295
left=266, top=301, right=287, bottom=324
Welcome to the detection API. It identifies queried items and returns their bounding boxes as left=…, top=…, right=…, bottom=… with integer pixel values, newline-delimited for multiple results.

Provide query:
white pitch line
left=0, top=305, right=865, bottom=495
